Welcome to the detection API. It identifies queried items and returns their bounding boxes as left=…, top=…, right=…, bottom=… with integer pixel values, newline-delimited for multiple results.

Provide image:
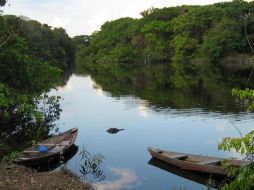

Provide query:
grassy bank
left=0, top=164, right=92, bottom=190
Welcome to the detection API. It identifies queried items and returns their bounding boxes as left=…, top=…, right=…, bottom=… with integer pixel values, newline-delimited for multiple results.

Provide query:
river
left=51, top=74, right=254, bottom=190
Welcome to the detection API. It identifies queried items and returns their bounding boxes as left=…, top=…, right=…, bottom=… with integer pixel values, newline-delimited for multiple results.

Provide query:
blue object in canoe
left=37, top=145, right=49, bottom=153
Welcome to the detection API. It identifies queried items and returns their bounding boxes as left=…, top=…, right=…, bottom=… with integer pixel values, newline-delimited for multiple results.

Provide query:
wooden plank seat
left=37, top=141, right=71, bottom=147
left=198, top=159, right=221, bottom=165
left=22, top=141, right=71, bottom=154
left=36, top=144, right=62, bottom=146
left=61, top=141, right=71, bottom=146
left=50, top=146, right=64, bottom=153
left=23, top=150, right=40, bottom=153
left=18, top=157, right=31, bottom=160
left=157, top=149, right=187, bottom=160
left=170, top=154, right=188, bottom=160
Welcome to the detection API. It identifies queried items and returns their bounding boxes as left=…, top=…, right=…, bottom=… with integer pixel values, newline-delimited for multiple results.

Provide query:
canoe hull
left=148, top=147, right=248, bottom=176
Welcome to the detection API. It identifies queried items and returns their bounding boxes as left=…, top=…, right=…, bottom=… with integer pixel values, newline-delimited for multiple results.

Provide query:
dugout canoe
left=148, top=147, right=249, bottom=176
left=14, top=128, right=78, bottom=165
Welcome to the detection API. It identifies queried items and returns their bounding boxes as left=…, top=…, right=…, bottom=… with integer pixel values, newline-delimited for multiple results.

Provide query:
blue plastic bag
left=37, top=145, right=49, bottom=153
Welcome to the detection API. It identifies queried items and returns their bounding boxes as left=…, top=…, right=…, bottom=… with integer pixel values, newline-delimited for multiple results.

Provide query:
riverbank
left=0, top=164, right=92, bottom=190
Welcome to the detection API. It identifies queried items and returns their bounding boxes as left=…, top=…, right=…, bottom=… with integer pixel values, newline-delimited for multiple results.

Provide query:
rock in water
left=106, top=128, right=124, bottom=134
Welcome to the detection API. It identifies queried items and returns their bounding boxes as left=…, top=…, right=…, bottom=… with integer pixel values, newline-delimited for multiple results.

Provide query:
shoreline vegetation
left=0, top=1, right=91, bottom=188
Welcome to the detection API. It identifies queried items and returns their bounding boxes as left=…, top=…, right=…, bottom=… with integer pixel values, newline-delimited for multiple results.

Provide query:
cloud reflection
left=138, top=102, right=149, bottom=118
left=90, top=81, right=104, bottom=96
left=138, top=105, right=149, bottom=118
left=215, top=124, right=226, bottom=132
left=94, top=168, right=138, bottom=190
left=57, top=79, right=73, bottom=93
left=205, top=140, right=216, bottom=145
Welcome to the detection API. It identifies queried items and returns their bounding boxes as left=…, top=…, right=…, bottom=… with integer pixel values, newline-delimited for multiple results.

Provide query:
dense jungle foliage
left=76, top=0, right=254, bottom=90
left=0, top=2, right=74, bottom=155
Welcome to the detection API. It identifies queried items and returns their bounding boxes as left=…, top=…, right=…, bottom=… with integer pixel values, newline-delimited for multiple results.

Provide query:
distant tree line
left=76, top=0, right=254, bottom=78
left=0, top=0, right=6, bottom=7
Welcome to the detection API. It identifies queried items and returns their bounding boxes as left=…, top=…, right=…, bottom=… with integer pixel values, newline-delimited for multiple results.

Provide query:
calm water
left=51, top=74, right=254, bottom=190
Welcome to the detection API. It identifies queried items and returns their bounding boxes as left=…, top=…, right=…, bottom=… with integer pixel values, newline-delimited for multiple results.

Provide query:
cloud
left=94, top=168, right=138, bottom=190
left=50, top=17, right=71, bottom=29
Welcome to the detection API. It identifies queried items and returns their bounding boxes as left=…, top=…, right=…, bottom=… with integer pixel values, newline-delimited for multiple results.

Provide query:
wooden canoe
left=14, top=128, right=78, bottom=165
left=148, top=147, right=249, bottom=176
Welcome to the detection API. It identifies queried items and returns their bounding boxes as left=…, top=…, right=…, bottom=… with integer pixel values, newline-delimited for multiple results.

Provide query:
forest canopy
left=75, top=0, right=254, bottom=92
left=76, top=0, right=254, bottom=68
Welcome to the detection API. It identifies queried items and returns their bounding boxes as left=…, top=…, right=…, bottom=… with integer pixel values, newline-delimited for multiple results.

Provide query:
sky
left=2, top=0, right=234, bottom=37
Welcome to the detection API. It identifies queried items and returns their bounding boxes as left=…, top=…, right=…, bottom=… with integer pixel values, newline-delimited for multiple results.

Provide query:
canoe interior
left=19, top=128, right=78, bottom=159
left=158, top=151, right=221, bottom=166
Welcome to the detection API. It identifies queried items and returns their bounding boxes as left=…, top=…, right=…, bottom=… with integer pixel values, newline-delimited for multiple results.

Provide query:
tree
left=0, top=0, right=6, bottom=7
left=0, top=13, right=74, bottom=155
left=218, top=89, right=254, bottom=190
left=140, top=7, right=155, bottom=18
left=218, top=2, right=254, bottom=188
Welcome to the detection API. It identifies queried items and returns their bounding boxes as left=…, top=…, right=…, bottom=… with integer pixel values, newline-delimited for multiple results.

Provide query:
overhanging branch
left=0, top=34, right=12, bottom=48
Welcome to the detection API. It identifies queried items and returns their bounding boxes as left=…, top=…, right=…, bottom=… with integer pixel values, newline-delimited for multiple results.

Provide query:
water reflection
left=86, top=64, right=247, bottom=115
left=79, top=147, right=106, bottom=182
left=138, top=104, right=149, bottom=118
left=30, top=144, right=79, bottom=172
left=87, top=78, right=254, bottom=121
left=148, top=158, right=223, bottom=189
left=94, top=168, right=138, bottom=190
left=116, top=97, right=254, bottom=121
left=52, top=74, right=254, bottom=190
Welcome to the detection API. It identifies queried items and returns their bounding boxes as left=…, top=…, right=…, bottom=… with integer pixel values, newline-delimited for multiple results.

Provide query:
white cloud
left=51, top=17, right=71, bottom=29
left=3, top=0, right=233, bottom=37
left=94, top=168, right=138, bottom=190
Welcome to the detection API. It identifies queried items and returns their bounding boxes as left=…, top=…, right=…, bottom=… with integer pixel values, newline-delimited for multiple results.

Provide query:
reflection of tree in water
left=79, top=147, right=106, bottom=182
left=59, top=63, right=75, bottom=87
left=83, top=63, right=251, bottom=114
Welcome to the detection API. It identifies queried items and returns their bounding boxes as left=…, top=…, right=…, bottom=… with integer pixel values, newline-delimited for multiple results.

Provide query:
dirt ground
left=0, top=164, right=92, bottom=190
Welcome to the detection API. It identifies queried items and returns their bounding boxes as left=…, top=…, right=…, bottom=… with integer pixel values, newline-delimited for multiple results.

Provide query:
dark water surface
left=51, top=74, right=254, bottom=190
